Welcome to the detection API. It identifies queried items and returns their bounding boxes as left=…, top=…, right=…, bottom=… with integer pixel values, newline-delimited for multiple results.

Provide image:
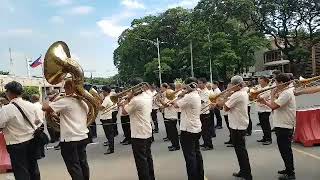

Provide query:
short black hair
left=185, top=77, right=197, bottom=89
left=129, top=78, right=143, bottom=86
left=5, top=81, right=23, bottom=96
left=161, top=83, right=169, bottom=89
left=101, top=85, right=111, bottom=93
left=272, top=70, right=281, bottom=76
left=169, top=83, right=175, bottom=90
left=275, top=73, right=290, bottom=83
left=212, top=81, right=219, bottom=85
left=198, top=77, right=207, bottom=84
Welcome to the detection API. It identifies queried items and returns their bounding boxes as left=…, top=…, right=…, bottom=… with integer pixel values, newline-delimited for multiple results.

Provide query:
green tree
left=22, top=86, right=40, bottom=101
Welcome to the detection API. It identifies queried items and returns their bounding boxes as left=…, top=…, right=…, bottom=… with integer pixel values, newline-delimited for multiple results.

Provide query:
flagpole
left=41, top=57, right=47, bottom=100
left=25, top=56, right=31, bottom=78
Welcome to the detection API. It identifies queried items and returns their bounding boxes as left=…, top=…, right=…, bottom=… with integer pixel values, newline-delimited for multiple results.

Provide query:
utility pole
left=9, top=48, right=14, bottom=76
left=156, top=38, right=162, bottom=84
left=190, top=41, right=194, bottom=77
left=207, top=28, right=213, bottom=83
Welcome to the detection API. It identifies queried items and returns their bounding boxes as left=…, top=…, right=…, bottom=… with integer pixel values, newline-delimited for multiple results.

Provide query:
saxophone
left=44, top=41, right=101, bottom=131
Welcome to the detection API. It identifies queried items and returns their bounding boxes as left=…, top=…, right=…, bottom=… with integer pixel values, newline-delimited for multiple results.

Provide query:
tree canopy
left=113, top=0, right=320, bottom=84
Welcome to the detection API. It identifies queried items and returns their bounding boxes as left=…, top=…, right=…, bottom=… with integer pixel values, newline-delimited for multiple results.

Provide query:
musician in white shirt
left=160, top=83, right=170, bottom=142
left=43, top=79, right=90, bottom=180
left=158, top=83, right=180, bottom=151
left=255, top=76, right=272, bottom=145
left=0, top=81, right=42, bottom=180
left=172, top=77, right=205, bottom=180
left=100, top=86, right=115, bottom=154
left=216, top=76, right=252, bottom=180
left=258, top=73, right=296, bottom=180
left=121, top=79, right=155, bottom=180
left=212, top=81, right=223, bottom=129
left=198, top=78, right=214, bottom=151
left=149, top=84, right=159, bottom=133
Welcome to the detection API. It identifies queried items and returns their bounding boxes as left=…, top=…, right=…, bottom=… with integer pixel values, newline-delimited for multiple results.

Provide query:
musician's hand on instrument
left=216, top=98, right=224, bottom=107
left=257, top=96, right=266, bottom=104
left=294, top=90, right=302, bottom=96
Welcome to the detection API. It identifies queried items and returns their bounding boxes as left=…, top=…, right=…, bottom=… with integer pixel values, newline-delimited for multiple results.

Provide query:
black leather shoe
left=224, top=140, right=232, bottom=144
left=104, top=148, right=114, bottom=155
left=215, top=125, right=223, bottom=129
left=103, top=141, right=109, bottom=146
left=163, top=137, right=169, bottom=142
left=200, top=144, right=206, bottom=147
left=232, top=172, right=242, bottom=177
left=122, top=141, right=131, bottom=145
left=201, top=146, right=214, bottom=151
left=263, top=140, right=272, bottom=145
left=278, top=174, right=296, bottom=180
left=257, top=139, right=266, bottom=142
left=168, top=146, right=180, bottom=151
left=278, top=170, right=287, bottom=175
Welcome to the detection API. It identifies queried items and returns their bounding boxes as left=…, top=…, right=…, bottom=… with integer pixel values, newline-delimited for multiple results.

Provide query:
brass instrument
left=249, top=75, right=320, bottom=101
left=109, top=82, right=149, bottom=104
left=44, top=41, right=101, bottom=131
left=208, top=83, right=242, bottom=104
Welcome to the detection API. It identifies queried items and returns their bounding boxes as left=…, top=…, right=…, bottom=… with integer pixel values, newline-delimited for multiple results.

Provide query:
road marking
left=292, top=147, right=320, bottom=160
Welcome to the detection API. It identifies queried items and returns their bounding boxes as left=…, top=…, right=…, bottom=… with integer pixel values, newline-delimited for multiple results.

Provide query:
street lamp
left=135, top=37, right=165, bottom=85
left=207, top=28, right=213, bottom=83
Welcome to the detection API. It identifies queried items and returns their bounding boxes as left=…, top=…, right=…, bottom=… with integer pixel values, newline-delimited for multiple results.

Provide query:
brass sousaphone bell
left=44, top=41, right=101, bottom=131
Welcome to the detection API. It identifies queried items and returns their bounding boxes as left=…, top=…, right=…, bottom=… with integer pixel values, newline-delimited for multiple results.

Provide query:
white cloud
left=97, top=20, right=128, bottom=38
left=51, top=0, right=73, bottom=6
left=50, top=16, right=64, bottom=23
left=168, top=0, right=199, bottom=9
left=68, top=6, right=94, bottom=15
left=121, top=0, right=145, bottom=9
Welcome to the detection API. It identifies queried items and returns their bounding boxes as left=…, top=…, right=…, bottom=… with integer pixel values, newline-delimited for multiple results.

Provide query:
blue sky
left=0, top=0, right=199, bottom=78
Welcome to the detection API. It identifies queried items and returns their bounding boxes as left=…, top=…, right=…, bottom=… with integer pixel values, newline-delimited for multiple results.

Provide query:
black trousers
left=164, top=120, right=170, bottom=138
left=209, top=110, right=216, bottom=137
left=178, top=112, right=181, bottom=125
left=88, top=122, right=97, bottom=139
left=230, top=129, right=252, bottom=179
left=247, top=106, right=252, bottom=135
left=61, top=139, right=90, bottom=180
left=165, top=119, right=180, bottom=148
left=200, top=114, right=213, bottom=148
left=214, top=108, right=223, bottom=127
left=258, top=112, right=272, bottom=141
left=121, top=115, right=131, bottom=141
left=112, top=111, right=119, bottom=136
left=7, top=139, right=40, bottom=180
left=275, top=127, right=295, bottom=175
left=131, top=138, right=155, bottom=180
left=151, top=109, right=159, bottom=131
left=48, top=126, right=60, bottom=143
left=100, top=119, right=114, bottom=150
left=224, top=115, right=231, bottom=141
left=180, top=131, right=204, bottom=180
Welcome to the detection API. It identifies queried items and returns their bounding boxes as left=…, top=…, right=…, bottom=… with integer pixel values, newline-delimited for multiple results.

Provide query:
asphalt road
left=1, top=93, right=320, bottom=180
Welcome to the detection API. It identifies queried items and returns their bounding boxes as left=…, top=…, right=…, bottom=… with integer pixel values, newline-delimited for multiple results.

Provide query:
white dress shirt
left=163, top=97, right=178, bottom=120
left=124, top=93, right=153, bottom=139
left=100, top=95, right=113, bottom=120
left=149, top=90, right=159, bottom=110
left=273, top=88, right=296, bottom=129
left=225, top=87, right=249, bottom=130
left=255, top=85, right=272, bottom=112
left=49, top=96, right=89, bottom=142
left=212, top=87, right=221, bottom=95
left=33, top=101, right=44, bottom=123
left=177, top=91, right=202, bottom=133
left=0, top=98, right=40, bottom=145
left=199, top=88, right=211, bottom=114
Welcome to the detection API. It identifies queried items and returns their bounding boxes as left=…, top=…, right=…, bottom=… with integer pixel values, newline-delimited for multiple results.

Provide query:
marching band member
left=175, top=82, right=183, bottom=125
left=256, top=76, right=272, bottom=145
left=149, top=84, right=159, bottom=133
left=211, top=81, right=223, bottom=130
left=160, top=83, right=170, bottom=141
left=222, top=83, right=233, bottom=147
left=216, top=76, right=252, bottom=180
left=172, top=77, right=205, bottom=180
left=100, top=85, right=115, bottom=154
left=43, top=79, right=90, bottom=180
left=157, top=83, right=180, bottom=151
left=112, top=87, right=121, bottom=137
left=120, top=79, right=155, bottom=180
left=258, top=73, right=296, bottom=180
left=0, top=81, right=42, bottom=180
left=120, top=89, right=131, bottom=145
left=46, top=90, right=61, bottom=148
left=198, top=78, right=214, bottom=151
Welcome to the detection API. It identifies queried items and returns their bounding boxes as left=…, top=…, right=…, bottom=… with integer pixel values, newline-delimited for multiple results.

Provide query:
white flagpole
left=26, top=56, right=31, bottom=78
left=41, top=56, right=47, bottom=100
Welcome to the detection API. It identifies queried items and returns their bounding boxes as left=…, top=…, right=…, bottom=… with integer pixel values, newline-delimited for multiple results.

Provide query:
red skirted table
left=0, top=132, right=11, bottom=173
left=294, top=108, right=320, bottom=147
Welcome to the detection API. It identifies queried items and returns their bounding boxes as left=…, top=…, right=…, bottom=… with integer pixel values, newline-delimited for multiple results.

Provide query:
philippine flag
left=30, top=55, right=42, bottom=68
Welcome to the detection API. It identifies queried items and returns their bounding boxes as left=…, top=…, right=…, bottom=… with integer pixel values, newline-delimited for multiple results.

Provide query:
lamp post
left=207, top=28, right=213, bottom=83
left=135, top=37, right=164, bottom=85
